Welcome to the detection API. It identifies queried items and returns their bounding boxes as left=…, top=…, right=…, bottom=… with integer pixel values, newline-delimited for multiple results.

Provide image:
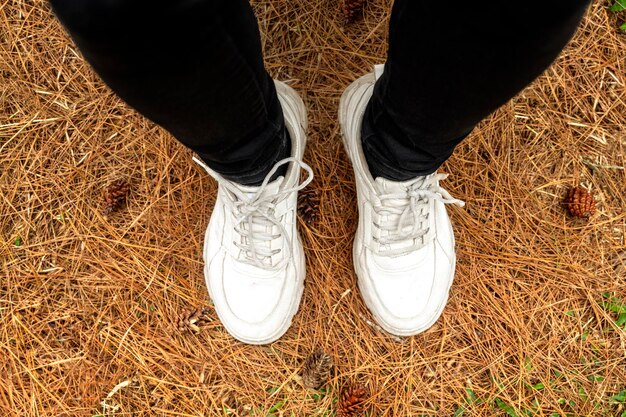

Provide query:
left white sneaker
left=339, top=65, right=465, bottom=336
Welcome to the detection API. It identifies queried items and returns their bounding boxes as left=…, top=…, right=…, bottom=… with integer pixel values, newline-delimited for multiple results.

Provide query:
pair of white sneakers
left=193, top=66, right=465, bottom=344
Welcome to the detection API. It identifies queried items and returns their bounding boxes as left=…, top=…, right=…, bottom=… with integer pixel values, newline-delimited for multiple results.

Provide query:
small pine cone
left=337, top=384, right=368, bottom=417
left=301, top=350, right=333, bottom=389
left=565, top=186, right=596, bottom=218
left=343, top=0, right=366, bottom=23
left=298, top=185, right=320, bottom=225
left=102, top=178, right=130, bottom=214
left=177, top=307, right=212, bottom=334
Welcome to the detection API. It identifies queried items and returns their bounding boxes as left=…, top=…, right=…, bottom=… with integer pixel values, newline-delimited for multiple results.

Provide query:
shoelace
left=374, top=173, right=465, bottom=257
left=197, top=156, right=314, bottom=270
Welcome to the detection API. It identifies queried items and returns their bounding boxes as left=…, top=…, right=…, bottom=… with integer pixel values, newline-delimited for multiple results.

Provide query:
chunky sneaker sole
left=194, top=80, right=311, bottom=345
left=339, top=65, right=464, bottom=337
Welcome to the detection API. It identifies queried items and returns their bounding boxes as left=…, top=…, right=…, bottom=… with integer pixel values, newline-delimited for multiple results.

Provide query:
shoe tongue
left=232, top=177, right=285, bottom=268
left=374, top=177, right=428, bottom=254
left=234, top=176, right=284, bottom=201
left=374, top=177, right=420, bottom=195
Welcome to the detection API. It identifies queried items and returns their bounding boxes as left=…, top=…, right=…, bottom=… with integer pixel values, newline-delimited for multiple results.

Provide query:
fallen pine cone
left=565, top=186, right=596, bottom=218
left=301, top=350, right=333, bottom=389
left=102, top=178, right=130, bottom=215
left=177, top=306, right=212, bottom=334
left=298, top=185, right=320, bottom=225
left=337, top=384, right=369, bottom=417
left=343, top=0, right=366, bottom=23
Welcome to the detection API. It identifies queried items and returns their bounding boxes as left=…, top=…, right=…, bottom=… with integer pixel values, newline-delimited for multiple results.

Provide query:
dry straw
left=1, top=0, right=625, bottom=416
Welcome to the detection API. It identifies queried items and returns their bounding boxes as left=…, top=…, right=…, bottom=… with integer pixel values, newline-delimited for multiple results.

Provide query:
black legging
left=50, top=0, right=589, bottom=185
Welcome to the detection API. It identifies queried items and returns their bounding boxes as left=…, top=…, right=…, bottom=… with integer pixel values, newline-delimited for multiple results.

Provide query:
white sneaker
left=193, top=81, right=313, bottom=345
left=339, top=65, right=465, bottom=336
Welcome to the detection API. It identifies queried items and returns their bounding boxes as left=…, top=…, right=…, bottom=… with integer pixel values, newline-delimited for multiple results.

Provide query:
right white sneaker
left=194, top=81, right=313, bottom=345
left=339, top=65, right=465, bottom=336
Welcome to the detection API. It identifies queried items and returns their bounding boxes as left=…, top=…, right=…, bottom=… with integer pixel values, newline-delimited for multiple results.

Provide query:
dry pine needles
left=1, top=1, right=625, bottom=416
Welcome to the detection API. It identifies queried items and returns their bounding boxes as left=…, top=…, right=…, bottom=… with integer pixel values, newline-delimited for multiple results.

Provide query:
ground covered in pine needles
left=1, top=1, right=626, bottom=416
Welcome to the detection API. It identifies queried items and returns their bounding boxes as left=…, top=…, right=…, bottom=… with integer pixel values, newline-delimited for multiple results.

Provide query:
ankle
left=199, top=126, right=292, bottom=187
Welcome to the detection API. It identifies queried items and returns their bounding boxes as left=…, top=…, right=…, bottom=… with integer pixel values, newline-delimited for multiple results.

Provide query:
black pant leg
left=362, top=0, right=590, bottom=181
left=50, top=0, right=290, bottom=185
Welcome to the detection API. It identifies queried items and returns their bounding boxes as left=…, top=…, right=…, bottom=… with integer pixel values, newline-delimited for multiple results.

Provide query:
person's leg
left=363, top=0, right=590, bottom=181
left=340, top=0, right=590, bottom=337
left=50, top=0, right=289, bottom=185
left=50, top=0, right=313, bottom=345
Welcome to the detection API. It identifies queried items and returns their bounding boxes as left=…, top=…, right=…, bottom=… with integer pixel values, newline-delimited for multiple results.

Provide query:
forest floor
left=1, top=0, right=625, bottom=416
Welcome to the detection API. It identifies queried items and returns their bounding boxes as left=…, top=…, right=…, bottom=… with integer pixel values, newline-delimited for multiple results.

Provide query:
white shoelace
left=213, top=157, right=313, bottom=270
left=373, top=173, right=465, bottom=257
